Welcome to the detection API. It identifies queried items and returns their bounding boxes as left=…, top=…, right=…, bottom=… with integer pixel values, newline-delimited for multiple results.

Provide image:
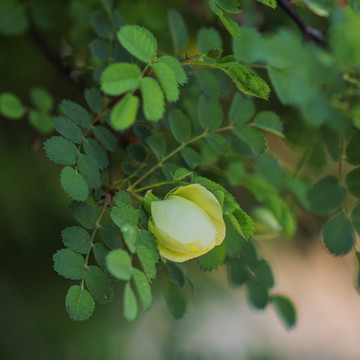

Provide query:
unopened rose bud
left=148, top=184, right=226, bottom=262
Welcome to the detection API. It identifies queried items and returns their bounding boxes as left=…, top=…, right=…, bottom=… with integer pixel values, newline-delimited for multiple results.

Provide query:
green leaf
left=60, top=166, right=89, bottom=201
left=101, top=0, right=113, bottom=12
left=346, top=133, right=360, bottom=165
left=247, top=278, right=269, bottom=309
left=85, top=265, right=113, bottom=304
left=181, top=147, right=202, bottom=169
left=346, top=168, right=360, bottom=198
left=351, top=204, right=360, bottom=236
left=111, top=205, right=139, bottom=228
left=141, top=77, right=165, bottom=121
left=118, top=25, right=157, bottom=63
left=198, top=95, right=223, bottom=131
left=152, top=62, right=179, bottom=102
left=60, top=100, right=91, bottom=128
left=44, top=136, right=78, bottom=165
left=232, top=26, right=264, bottom=64
left=232, top=125, right=267, bottom=156
left=229, top=93, right=255, bottom=125
left=110, top=93, right=139, bottom=131
left=206, top=133, right=231, bottom=156
left=114, top=190, right=132, bottom=207
left=30, top=87, right=53, bottom=111
left=53, top=248, right=85, bottom=280
left=134, top=124, right=151, bottom=145
left=322, top=212, right=355, bottom=255
left=204, top=48, right=223, bottom=60
left=0, top=92, right=25, bottom=119
left=89, top=39, right=109, bottom=61
left=66, top=285, right=95, bottom=321
left=271, top=295, right=296, bottom=329
left=209, top=0, right=224, bottom=16
left=266, top=196, right=296, bottom=237
left=355, top=252, right=360, bottom=289
left=228, top=207, right=256, bottom=239
left=28, top=111, right=53, bottom=133
left=83, top=138, right=108, bottom=169
left=219, top=13, right=241, bottom=38
left=0, top=1, right=28, bottom=35
left=53, top=116, right=83, bottom=144
left=228, top=258, right=249, bottom=286
left=226, top=161, right=246, bottom=186
left=254, top=259, right=274, bottom=288
left=124, top=282, right=138, bottom=321
left=93, top=126, right=116, bottom=152
left=127, top=143, right=146, bottom=162
left=100, top=224, right=123, bottom=249
left=169, top=109, right=191, bottom=143
left=132, top=268, right=152, bottom=310
left=196, top=70, right=220, bottom=97
left=85, top=87, right=103, bottom=113
left=101, top=63, right=141, bottom=96
left=136, top=230, right=159, bottom=279
left=257, top=0, right=277, bottom=8
left=69, top=201, right=97, bottom=230
left=307, top=175, right=345, bottom=214
left=215, top=0, right=240, bottom=13
left=77, top=153, right=100, bottom=189
left=146, top=135, right=166, bottom=160
left=121, top=224, right=137, bottom=253
left=91, top=12, right=111, bottom=39
left=197, top=27, right=222, bottom=55
left=106, top=249, right=132, bottom=280
left=198, top=242, right=226, bottom=271
left=93, top=242, right=109, bottom=270
left=254, top=111, right=283, bottom=136
left=61, top=226, right=91, bottom=254
left=158, top=56, right=188, bottom=85
left=227, top=64, right=270, bottom=100
left=164, top=282, right=187, bottom=319
left=166, top=262, right=185, bottom=288
left=167, top=9, right=188, bottom=53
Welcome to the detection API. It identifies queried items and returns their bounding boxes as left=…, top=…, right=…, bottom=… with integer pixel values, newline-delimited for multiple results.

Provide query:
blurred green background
left=1, top=0, right=360, bottom=359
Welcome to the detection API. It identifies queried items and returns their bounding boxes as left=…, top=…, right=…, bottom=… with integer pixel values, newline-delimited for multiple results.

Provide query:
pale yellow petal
left=171, top=184, right=226, bottom=245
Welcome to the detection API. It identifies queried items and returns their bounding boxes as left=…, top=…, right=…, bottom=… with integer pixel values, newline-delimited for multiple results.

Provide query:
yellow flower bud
left=148, top=184, right=226, bottom=262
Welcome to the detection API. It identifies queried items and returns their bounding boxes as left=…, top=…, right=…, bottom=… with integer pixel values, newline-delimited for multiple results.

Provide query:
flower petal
left=171, top=184, right=226, bottom=245
left=149, top=217, right=216, bottom=262
left=151, top=195, right=216, bottom=246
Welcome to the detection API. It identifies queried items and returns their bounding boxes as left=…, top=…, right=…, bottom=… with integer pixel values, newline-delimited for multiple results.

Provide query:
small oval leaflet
left=66, top=285, right=95, bottom=321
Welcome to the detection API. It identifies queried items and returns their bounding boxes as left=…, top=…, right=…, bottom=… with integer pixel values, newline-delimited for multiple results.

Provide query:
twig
left=276, top=0, right=329, bottom=48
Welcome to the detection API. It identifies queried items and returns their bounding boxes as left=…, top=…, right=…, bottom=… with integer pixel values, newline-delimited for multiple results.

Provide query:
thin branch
left=277, top=0, right=329, bottom=48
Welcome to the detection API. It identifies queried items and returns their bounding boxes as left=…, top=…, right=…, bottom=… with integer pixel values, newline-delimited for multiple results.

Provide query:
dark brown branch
left=277, top=0, right=329, bottom=48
